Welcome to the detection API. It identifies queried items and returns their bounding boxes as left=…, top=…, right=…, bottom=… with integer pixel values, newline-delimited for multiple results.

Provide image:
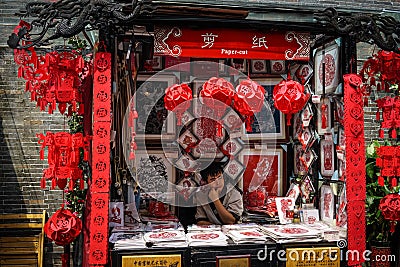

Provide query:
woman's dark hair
left=200, top=162, right=224, bottom=180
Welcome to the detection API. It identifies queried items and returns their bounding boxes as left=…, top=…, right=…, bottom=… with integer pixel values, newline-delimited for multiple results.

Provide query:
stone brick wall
left=0, top=1, right=399, bottom=266
left=1, top=2, right=64, bottom=266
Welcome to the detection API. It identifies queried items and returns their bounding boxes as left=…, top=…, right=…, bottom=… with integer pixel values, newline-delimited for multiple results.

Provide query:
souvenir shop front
left=8, top=1, right=400, bottom=267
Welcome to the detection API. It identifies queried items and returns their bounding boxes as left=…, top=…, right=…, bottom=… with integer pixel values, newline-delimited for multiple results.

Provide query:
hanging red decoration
left=164, top=83, right=193, bottom=126
left=379, top=193, right=400, bottom=232
left=200, top=77, right=234, bottom=136
left=12, top=21, right=89, bottom=115
left=44, top=207, right=82, bottom=246
left=37, top=132, right=89, bottom=190
left=343, top=74, right=366, bottom=267
left=375, top=145, right=400, bottom=187
left=360, top=50, right=400, bottom=93
left=233, top=78, right=265, bottom=132
left=272, top=79, right=309, bottom=125
left=375, top=96, right=400, bottom=139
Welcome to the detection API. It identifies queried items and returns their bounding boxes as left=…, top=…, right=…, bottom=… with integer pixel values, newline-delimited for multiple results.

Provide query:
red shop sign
left=154, top=26, right=310, bottom=61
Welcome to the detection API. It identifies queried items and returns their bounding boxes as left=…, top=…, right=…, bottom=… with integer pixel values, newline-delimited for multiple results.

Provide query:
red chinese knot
left=44, top=207, right=82, bottom=246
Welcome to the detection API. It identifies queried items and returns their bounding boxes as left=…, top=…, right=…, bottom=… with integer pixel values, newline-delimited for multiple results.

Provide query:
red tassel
left=132, top=110, right=138, bottom=119
left=61, top=252, right=69, bottom=267
left=78, top=103, right=84, bottom=115
left=84, top=150, right=89, bottom=161
left=129, top=151, right=135, bottom=160
left=376, top=110, right=380, bottom=121
left=378, top=176, right=385, bottom=186
left=392, top=177, right=398, bottom=187
left=131, top=141, right=137, bottom=150
left=364, top=97, right=368, bottom=107
left=390, top=221, right=397, bottom=233
left=69, top=179, right=74, bottom=191
left=216, top=122, right=223, bottom=137
left=80, top=178, right=84, bottom=190
left=51, top=178, right=56, bottom=189
left=391, top=128, right=397, bottom=139
left=41, top=177, right=46, bottom=189
left=379, top=129, right=384, bottom=138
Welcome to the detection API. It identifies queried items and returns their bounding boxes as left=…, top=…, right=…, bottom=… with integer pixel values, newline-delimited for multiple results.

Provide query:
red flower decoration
left=234, top=78, right=265, bottom=132
left=164, top=83, right=192, bottom=125
left=379, top=193, right=400, bottom=221
left=273, top=79, right=309, bottom=125
left=379, top=193, right=400, bottom=232
left=44, top=207, right=82, bottom=246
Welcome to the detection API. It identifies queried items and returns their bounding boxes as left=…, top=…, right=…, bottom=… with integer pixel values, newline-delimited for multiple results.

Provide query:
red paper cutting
left=343, top=74, right=366, bottom=266
left=37, top=132, right=89, bottom=190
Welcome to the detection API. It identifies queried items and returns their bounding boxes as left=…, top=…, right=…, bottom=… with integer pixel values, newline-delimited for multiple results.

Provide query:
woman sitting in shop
left=195, top=162, right=243, bottom=225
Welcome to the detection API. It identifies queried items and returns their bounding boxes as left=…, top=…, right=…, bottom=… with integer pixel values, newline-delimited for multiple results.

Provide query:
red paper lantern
left=164, top=83, right=192, bottom=125
left=200, top=77, right=235, bottom=136
left=273, top=79, right=309, bottom=125
left=379, top=193, right=400, bottom=232
left=234, top=78, right=265, bottom=132
left=44, top=207, right=82, bottom=246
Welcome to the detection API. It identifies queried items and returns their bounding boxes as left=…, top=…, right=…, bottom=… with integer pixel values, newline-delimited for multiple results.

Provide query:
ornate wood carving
left=315, top=7, right=400, bottom=53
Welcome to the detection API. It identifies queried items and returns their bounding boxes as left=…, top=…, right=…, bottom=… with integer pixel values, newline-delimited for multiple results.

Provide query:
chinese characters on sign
left=154, top=26, right=310, bottom=60
left=122, top=254, right=181, bottom=267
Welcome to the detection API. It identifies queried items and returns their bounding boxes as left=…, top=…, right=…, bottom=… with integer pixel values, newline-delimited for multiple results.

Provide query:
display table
left=111, top=242, right=277, bottom=267
left=111, top=240, right=346, bottom=267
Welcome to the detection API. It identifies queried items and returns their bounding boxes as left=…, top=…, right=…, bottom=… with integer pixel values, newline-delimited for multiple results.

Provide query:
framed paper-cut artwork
left=135, top=75, right=176, bottom=139
left=294, top=144, right=307, bottom=176
left=270, top=60, right=286, bottom=75
left=316, top=97, right=332, bottom=135
left=314, top=40, right=341, bottom=95
left=240, top=147, right=284, bottom=196
left=143, top=55, right=163, bottom=71
left=134, top=150, right=176, bottom=199
left=241, top=78, right=286, bottom=141
left=216, top=255, right=251, bottom=267
left=320, top=139, right=335, bottom=177
left=251, top=59, right=268, bottom=74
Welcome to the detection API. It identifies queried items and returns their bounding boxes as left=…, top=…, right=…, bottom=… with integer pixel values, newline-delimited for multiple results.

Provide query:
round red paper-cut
left=44, top=207, right=82, bottom=246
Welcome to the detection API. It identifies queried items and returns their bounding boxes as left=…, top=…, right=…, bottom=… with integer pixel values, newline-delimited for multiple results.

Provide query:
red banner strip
left=88, top=52, right=112, bottom=265
left=343, top=74, right=366, bottom=266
